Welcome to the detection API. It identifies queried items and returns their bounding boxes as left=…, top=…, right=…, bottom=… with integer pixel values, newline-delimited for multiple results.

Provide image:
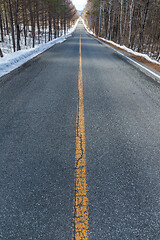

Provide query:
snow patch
left=82, top=19, right=160, bottom=66
left=0, top=19, right=79, bottom=78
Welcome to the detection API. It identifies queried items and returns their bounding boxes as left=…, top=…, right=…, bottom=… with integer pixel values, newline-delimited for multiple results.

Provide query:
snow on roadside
left=82, top=19, right=160, bottom=66
left=0, top=19, right=79, bottom=78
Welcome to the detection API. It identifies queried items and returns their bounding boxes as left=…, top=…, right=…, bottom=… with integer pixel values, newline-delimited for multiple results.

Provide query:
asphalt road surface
left=0, top=22, right=160, bottom=240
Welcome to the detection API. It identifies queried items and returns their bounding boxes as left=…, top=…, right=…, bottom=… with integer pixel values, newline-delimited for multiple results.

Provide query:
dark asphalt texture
left=0, top=22, right=160, bottom=240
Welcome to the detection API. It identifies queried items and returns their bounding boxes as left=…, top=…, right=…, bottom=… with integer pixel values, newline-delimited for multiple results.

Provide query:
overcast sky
left=72, top=0, right=87, bottom=10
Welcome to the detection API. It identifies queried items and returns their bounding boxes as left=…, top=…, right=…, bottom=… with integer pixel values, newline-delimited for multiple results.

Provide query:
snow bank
left=0, top=19, right=79, bottom=78
left=82, top=19, right=160, bottom=66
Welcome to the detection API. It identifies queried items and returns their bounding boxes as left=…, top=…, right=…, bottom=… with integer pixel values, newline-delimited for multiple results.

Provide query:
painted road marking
left=111, top=49, right=160, bottom=81
left=85, top=29, right=160, bottom=82
left=72, top=33, right=89, bottom=240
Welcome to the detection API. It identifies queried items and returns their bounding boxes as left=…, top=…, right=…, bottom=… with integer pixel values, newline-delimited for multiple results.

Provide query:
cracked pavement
left=0, top=22, right=160, bottom=240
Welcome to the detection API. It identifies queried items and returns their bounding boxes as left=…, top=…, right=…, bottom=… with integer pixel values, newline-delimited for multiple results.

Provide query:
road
left=0, top=22, right=160, bottom=240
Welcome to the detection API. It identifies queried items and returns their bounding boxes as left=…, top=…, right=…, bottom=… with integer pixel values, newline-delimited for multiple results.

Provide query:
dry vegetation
left=83, top=0, right=160, bottom=61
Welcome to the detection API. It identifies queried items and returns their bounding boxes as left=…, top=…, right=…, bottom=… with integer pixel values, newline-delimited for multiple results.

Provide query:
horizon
left=72, top=0, right=87, bottom=10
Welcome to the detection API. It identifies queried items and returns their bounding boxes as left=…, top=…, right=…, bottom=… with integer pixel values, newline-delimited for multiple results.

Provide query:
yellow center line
left=72, top=33, right=89, bottom=240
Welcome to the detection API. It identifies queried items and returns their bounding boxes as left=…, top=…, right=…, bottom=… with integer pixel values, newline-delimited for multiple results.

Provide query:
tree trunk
left=4, top=1, right=9, bottom=35
left=14, top=0, right=21, bottom=51
left=36, top=0, right=40, bottom=44
left=53, top=16, right=56, bottom=39
left=107, top=0, right=112, bottom=40
left=0, top=47, right=3, bottom=57
left=45, top=9, right=47, bottom=43
left=22, top=3, right=27, bottom=46
left=129, top=0, right=134, bottom=47
left=8, top=0, right=16, bottom=52
left=28, top=0, right=35, bottom=48
left=64, top=16, right=66, bottom=35
left=120, top=0, right=123, bottom=44
left=123, top=0, right=128, bottom=39
left=98, top=0, right=102, bottom=37
left=0, top=3, right=4, bottom=42
left=138, top=0, right=150, bottom=51
left=57, top=15, right=59, bottom=38
left=48, top=14, right=52, bottom=41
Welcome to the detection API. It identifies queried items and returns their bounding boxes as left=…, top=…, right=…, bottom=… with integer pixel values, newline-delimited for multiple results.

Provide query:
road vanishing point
left=0, top=21, right=160, bottom=240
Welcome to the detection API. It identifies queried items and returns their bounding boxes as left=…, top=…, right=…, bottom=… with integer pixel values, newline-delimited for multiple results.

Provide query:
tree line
left=0, top=0, right=78, bottom=56
left=83, top=0, right=160, bottom=60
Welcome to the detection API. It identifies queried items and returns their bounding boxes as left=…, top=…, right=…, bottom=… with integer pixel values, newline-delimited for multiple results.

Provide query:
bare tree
left=0, top=0, right=78, bottom=52
left=0, top=47, right=3, bottom=56
left=0, top=1, right=4, bottom=42
left=83, top=0, right=160, bottom=60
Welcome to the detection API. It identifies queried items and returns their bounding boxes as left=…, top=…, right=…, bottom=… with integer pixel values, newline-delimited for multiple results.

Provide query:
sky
left=72, top=0, right=87, bottom=10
